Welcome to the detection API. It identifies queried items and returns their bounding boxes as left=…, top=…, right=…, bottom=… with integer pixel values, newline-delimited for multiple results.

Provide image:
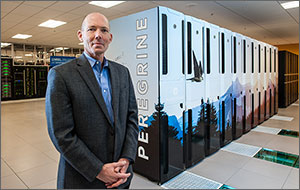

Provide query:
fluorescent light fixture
left=281, top=1, right=299, bottom=9
left=25, top=54, right=33, bottom=56
left=78, top=42, right=84, bottom=45
left=12, top=34, right=32, bottom=39
left=38, top=19, right=66, bottom=28
left=50, top=47, right=69, bottom=52
left=89, top=1, right=125, bottom=8
left=14, top=56, right=23, bottom=59
left=1, top=42, right=11, bottom=48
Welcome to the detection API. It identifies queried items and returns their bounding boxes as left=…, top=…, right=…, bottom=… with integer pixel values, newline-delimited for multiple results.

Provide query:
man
left=45, top=12, right=138, bottom=189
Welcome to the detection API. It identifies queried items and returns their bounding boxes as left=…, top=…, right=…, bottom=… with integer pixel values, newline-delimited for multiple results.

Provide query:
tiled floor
left=1, top=99, right=299, bottom=189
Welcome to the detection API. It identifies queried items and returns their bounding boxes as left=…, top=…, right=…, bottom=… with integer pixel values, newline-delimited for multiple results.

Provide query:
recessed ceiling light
left=1, top=42, right=11, bottom=48
left=281, top=1, right=299, bottom=9
left=78, top=42, right=84, bottom=45
left=25, top=54, right=33, bottom=57
left=38, top=19, right=66, bottom=28
left=50, top=47, right=69, bottom=52
left=89, top=1, right=125, bottom=8
left=12, top=34, right=32, bottom=39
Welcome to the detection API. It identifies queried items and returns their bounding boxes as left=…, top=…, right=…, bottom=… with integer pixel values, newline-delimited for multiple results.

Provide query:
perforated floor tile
left=251, top=125, right=282, bottom=135
left=221, top=142, right=262, bottom=157
left=161, top=171, right=222, bottom=189
left=270, top=115, right=294, bottom=121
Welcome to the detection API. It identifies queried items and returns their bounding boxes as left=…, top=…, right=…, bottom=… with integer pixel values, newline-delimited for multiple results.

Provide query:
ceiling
left=1, top=1, right=299, bottom=49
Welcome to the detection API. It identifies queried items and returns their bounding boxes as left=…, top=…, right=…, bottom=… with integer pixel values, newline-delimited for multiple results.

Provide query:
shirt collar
left=83, top=51, right=108, bottom=69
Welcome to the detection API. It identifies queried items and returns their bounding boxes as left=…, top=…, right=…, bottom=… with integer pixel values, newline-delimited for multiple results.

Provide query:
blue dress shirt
left=84, top=52, right=114, bottom=124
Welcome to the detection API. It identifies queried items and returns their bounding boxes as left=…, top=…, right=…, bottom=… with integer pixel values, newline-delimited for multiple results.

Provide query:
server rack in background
left=278, top=51, right=299, bottom=108
left=1, top=58, right=14, bottom=100
left=9, top=65, right=48, bottom=100
left=36, top=66, right=48, bottom=97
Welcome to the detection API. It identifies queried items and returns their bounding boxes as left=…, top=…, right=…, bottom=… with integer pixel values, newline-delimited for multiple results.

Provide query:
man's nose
left=95, top=29, right=102, bottom=39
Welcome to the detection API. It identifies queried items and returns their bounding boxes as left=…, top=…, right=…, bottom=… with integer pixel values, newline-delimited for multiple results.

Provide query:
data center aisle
left=1, top=99, right=299, bottom=189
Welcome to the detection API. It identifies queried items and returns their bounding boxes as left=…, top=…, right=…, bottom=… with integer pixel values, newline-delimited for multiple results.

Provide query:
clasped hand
left=96, top=158, right=130, bottom=188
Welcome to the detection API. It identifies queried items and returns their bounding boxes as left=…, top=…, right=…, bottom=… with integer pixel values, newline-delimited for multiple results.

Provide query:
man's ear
left=109, top=33, right=113, bottom=43
left=77, top=30, right=83, bottom=42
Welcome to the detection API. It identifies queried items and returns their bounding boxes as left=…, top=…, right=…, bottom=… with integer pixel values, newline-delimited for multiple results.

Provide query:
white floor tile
left=226, top=169, right=284, bottom=189
left=17, top=162, right=58, bottom=188
left=31, top=179, right=57, bottom=189
left=1, top=159, right=14, bottom=177
left=131, top=173, right=162, bottom=189
left=187, top=159, right=240, bottom=184
left=1, top=174, right=28, bottom=189
left=5, top=152, right=55, bottom=173
left=242, top=158, right=292, bottom=185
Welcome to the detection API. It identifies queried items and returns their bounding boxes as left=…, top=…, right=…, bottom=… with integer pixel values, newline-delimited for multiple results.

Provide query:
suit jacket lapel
left=76, top=55, right=114, bottom=128
left=108, top=60, right=120, bottom=127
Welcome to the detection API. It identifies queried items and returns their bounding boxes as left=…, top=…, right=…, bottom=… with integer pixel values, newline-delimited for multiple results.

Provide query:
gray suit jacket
left=45, top=54, right=138, bottom=189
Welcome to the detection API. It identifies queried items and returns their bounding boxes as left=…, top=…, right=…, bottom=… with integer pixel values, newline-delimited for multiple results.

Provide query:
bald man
left=46, top=12, right=138, bottom=189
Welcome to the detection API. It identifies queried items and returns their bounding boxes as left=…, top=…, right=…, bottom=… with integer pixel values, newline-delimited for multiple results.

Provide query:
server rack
left=231, top=32, right=244, bottom=139
left=278, top=51, right=299, bottom=107
left=36, top=66, right=48, bottom=97
left=203, top=22, right=221, bottom=153
left=12, top=66, right=48, bottom=99
left=264, top=43, right=271, bottom=120
left=13, top=66, right=26, bottom=99
left=269, top=46, right=275, bottom=116
left=1, top=58, right=14, bottom=100
left=258, top=42, right=266, bottom=123
left=219, top=27, right=233, bottom=146
left=251, top=40, right=259, bottom=127
left=241, top=36, right=252, bottom=133
left=184, top=16, right=206, bottom=167
left=274, top=48, right=279, bottom=114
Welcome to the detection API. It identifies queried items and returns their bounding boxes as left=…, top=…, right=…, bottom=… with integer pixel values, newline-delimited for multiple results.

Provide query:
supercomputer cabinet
left=203, top=22, right=221, bottom=153
left=106, top=6, right=185, bottom=184
left=274, top=47, right=279, bottom=114
left=36, top=66, right=48, bottom=97
left=258, top=42, right=265, bottom=123
left=1, top=58, right=14, bottom=100
left=231, top=32, right=243, bottom=139
left=264, top=43, right=271, bottom=120
left=184, top=15, right=206, bottom=167
left=13, top=66, right=26, bottom=99
left=219, top=27, right=233, bottom=146
left=241, top=36, right=252, bottom=133
left=269, top=45, right=274, bottom=117
left=251, top=40, right=259, bottom=127
left=270, top=46, right=278, bottom=116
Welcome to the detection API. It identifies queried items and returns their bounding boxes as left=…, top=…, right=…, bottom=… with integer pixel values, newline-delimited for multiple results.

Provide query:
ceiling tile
left=33, top=8, right=65, bottom=20
left=68, top=4, right=107, bottom=16
left=9, top=4, right=44, bottom=17
left=1, top=1, right=23, bottom=14
left=286, top=8, right=299, bottom=23
left=47, top=1, right=87, bottom=12
left=23, top=1, right=57, bottom=8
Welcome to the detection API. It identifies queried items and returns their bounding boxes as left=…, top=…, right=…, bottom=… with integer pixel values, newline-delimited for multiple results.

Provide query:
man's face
left=78, top=13, right=112, bottom=59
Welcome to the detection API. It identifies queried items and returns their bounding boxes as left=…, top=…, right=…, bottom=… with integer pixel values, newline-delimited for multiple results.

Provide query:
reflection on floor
left=1, top=99, right=299, bottom=189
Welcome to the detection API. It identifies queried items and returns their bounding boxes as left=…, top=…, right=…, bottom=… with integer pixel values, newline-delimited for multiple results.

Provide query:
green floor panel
left=219, top=184, right=235, bottom=189
left=254, top=148, right=299, bottom=168
left=278, top=129, right=299, bottom=138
